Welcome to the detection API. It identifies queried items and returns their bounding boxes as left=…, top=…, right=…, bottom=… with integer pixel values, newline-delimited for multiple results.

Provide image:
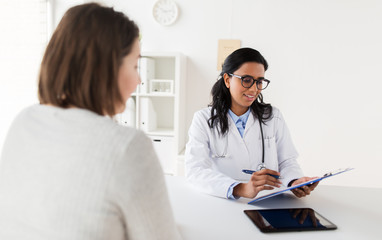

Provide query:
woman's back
left=0, top=105, right=181, bottom=240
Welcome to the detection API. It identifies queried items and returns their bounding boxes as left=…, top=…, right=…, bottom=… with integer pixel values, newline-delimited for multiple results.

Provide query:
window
left=0, top=0, right=49, bottom=152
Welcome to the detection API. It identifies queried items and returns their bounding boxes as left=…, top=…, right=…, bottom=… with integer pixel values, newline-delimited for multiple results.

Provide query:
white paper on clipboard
left=248, top=168, right=354, bottom=204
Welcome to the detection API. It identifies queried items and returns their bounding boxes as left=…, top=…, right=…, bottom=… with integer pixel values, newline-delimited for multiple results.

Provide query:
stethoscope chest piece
left=257, top=163, right=266, bottom=171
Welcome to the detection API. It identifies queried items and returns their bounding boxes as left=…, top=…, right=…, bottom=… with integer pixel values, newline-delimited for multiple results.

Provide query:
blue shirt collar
left=228, top=108, right=251, bottom=126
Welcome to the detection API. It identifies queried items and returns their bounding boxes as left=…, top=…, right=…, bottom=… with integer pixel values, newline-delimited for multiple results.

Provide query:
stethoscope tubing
left=212, top=115, right=265, bottom=164
left=259, top=117, right=265, bottom=166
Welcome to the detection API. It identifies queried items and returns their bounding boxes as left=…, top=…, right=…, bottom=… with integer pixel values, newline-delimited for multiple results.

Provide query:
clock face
left=152, top=0, right=179, bottom=26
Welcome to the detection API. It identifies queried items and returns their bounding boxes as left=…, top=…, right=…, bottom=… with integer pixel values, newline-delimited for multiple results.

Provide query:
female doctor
left=185, top=48, right=319, bottom=199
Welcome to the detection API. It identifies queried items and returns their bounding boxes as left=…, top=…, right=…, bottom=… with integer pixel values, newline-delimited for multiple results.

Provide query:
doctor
left=185, top=48, right=319, bottom=199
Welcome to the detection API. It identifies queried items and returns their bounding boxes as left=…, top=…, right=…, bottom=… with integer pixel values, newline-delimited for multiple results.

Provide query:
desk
left=165, top=176, right=382, bottom=240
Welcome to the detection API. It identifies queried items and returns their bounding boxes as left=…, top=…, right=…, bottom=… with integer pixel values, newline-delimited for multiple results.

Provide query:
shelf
left=145, top=128, right=175, bottom=137
left=138, top=93, right=175, bottom=97
left=131, top=92, right=174, bottom=97
left=118, top=51, right=186, bottom=175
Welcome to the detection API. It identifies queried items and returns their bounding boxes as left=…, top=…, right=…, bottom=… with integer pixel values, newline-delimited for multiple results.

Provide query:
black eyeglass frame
left=228, top=73, right=270, bottom=90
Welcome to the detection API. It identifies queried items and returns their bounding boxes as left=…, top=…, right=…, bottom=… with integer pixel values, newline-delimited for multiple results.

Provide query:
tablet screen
left=244, top=208, right=337, bottom=233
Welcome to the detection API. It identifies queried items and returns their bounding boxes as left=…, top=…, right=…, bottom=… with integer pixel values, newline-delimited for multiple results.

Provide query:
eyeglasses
left=228, top=73, right=270, bottom=90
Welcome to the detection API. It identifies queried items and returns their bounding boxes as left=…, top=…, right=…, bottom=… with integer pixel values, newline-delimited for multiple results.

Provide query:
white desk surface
left=165, top=176, right=382, bottom=240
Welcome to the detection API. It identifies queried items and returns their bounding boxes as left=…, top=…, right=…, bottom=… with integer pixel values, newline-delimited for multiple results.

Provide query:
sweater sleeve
left=108, top=131, right=182, bottom=240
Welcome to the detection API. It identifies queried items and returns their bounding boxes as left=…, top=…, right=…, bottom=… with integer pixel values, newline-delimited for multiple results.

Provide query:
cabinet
left=115, top=52, right=186, bottom=175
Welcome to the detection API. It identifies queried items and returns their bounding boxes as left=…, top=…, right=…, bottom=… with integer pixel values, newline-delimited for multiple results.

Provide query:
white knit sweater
left=0, top=105, right=182, bottom=240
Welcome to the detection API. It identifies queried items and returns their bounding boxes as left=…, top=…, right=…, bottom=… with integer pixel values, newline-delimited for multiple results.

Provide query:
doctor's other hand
left=233, top=169, right=282, bottom=198
left=290, top=177, right=319, bottom=198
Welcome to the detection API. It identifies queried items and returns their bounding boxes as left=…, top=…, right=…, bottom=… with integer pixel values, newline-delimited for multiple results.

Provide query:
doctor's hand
left=290, top=177, right=319, bottom=198
left=233, top=169, right=282, bottom=199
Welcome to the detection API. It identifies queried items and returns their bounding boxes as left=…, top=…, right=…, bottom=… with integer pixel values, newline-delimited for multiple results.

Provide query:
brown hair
left=38, top=3, right=139, bottom=116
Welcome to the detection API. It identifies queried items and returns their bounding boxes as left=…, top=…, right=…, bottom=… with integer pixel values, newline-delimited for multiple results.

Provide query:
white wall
left=108, top=0, right=382, bottom=188
left=3, top=0, right=381, bottom=188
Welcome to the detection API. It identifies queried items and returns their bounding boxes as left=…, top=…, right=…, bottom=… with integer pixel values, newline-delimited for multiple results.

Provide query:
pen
left=242, top=169, right=283, bottom=179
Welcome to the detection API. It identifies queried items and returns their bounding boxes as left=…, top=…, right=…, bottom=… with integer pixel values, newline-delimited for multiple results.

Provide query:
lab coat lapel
left=227, top=112, right=252, bottom=169
left=243, top=112, right=256, bottom=137
left=227, top=115, right=242, bottom=139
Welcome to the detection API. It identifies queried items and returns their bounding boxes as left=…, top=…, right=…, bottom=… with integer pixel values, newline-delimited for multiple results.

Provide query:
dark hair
left=38, top=3, right=139, bottom=116
left=208, top=47, right=273, bottom=135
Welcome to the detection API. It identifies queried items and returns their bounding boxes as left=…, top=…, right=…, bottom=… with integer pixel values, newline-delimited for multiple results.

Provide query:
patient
left=0, top=3, right=182, bottom=240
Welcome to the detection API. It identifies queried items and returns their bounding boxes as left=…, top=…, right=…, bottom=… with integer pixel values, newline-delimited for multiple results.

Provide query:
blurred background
left=1, top=0, right=381, bottom=188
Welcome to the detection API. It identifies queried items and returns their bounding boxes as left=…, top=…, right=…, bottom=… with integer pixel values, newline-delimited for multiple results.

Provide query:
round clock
left=152, top=0, right=179, bottom=26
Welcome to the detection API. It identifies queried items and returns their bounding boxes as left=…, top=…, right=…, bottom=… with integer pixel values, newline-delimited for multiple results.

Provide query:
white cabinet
left=115, top=52, right=186, bottom=175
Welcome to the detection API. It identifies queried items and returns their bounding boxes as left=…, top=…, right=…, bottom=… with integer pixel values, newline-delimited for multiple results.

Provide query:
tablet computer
left=244, top=208, right=337, bottom=233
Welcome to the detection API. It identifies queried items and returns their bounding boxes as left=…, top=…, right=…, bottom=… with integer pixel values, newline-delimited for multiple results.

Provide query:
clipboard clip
left=323, top=172, right=332, bottom=177
left=323, top=168, right=354, bottom=178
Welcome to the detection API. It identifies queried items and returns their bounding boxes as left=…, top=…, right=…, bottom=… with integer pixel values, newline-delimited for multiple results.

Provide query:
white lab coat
left=185, top=107, right=303, bottom=198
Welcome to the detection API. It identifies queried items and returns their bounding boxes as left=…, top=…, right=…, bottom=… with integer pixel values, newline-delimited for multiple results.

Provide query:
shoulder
left=260, top=105, right=283, bottom=125
left=39, top=104, right=150, bottom=157
left=271, top=106, right=282, bottom=119
left=109, top=128, right=161, bottom=188
left=93, top=117, right=156, bottom=171
left=5, top=104, right=49, bottom=135
left=191, top=107, right=211, bottom=124
left=12, top=104, right=41, bottom=121
left=253, top=105, right=282, bottom=122
left=101, top=119, right=150, bottom=154
left=193, top=107, right=211, bottom=119
left=190, top=107, right=212, bottom=128
left=187, top=107, right=214, bottom=136
left=268, top=106, right=289, bottom=127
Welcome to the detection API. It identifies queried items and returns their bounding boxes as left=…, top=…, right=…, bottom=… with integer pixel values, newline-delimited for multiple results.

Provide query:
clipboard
left=248, top=168, right=354, bottom=204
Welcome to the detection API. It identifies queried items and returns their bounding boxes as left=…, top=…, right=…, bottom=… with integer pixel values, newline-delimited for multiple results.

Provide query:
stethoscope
left=212, top=115, right=266, bottom=171
left=257, top=119, right=266, bottom=170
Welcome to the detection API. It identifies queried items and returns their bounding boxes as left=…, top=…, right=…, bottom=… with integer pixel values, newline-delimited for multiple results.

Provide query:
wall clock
left=152, top=0, right=179, bottom=26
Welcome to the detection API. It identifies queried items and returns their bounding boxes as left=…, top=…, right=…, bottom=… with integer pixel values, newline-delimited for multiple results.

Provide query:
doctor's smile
left=243, top=94, right=256, bottom=100
left=185, top=47, right=319, bottom=200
